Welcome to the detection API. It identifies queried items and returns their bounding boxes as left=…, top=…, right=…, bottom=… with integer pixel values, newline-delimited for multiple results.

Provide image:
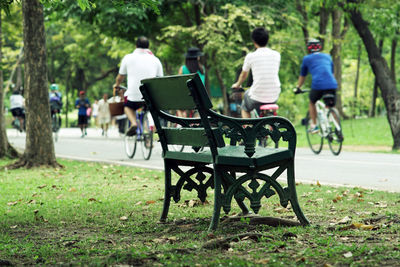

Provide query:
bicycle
left=294, top=88, right=343, bottom=155
left=252, top=103, right=280, bottom=148
left=232, top=87, right=279, bottom=148
left=50, top=103, right=62, bottom=142
left=11, top=108, right=25, bottom=133
left=115, top=86, right=154, bottom=160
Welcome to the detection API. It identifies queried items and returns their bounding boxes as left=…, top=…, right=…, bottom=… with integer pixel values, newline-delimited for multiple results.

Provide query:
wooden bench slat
left=162, top=127, right=209, bottom=147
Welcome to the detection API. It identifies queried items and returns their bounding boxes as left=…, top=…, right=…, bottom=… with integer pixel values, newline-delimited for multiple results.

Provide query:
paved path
left=7, top=127, right=400, bottom=192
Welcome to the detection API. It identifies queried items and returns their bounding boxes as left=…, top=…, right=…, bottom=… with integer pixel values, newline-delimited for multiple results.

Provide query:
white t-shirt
left=242, top=47, right=281, bottom=103
left=119, top=48, right=164, bottom=102
left=10, top=94, right=24, bottom=109
left=92, top=102, right=99, bottom=116
left=97, top=99, right=110, bottom=119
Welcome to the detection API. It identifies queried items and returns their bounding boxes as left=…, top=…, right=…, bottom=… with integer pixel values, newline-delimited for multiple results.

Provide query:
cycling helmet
left=50, top=83, right=59, bottom=91
left=307, top=39, right=322, bottom=53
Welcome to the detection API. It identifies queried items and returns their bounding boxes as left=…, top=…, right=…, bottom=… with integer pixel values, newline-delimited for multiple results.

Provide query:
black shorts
left=11, top=108, right=24, bottom=117
left=309, top=89, right=336, bottom=106
left=124, top=100, right=145, bottom=111
left=78, top=115, right=88, bottom=125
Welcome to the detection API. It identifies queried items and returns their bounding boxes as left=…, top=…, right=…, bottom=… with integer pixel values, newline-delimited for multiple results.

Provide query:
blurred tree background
left=1, top=0, right=399, bottom=142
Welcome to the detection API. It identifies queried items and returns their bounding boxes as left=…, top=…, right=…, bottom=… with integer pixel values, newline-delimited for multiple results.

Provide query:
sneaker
left=308, top=125, right=319, bottom=134
left=126, top=125, right=137, bottom=136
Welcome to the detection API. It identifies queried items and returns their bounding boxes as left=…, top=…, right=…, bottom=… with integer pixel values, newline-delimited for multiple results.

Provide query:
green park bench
left=140, top=74, right=310, bottom=230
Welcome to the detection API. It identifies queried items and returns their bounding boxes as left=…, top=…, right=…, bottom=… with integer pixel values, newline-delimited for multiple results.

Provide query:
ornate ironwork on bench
left=139, top=73, right=309, bottom=230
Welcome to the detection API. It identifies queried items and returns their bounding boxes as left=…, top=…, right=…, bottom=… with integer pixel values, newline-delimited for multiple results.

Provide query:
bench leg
left=228, top=171, right=250, bottom=215
left=208, top=167, right=222, bottom=231
left=287, top=161, right=310, bottom=225
left=160, top=163, right=172, bottom=223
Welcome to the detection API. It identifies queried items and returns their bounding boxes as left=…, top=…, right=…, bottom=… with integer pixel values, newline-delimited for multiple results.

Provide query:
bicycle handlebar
left=293, top=87, right=310, bottom=94
left=114, top=85, right=127, bottom=90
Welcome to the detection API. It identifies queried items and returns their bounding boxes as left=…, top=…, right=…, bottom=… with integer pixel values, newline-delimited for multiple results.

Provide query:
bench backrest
left=140, top=74, right=220, bottom=152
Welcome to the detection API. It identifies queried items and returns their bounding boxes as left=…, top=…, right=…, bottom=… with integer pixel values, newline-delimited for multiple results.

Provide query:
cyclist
left=295, top=39, right=338, bottom=133
left=113, top=36, right=163, bottom=136
left=9, top=89, right=25, bottom=132
left=232, top=27, right=281, bottom=118
left=49, top=83, right=62, bottom=127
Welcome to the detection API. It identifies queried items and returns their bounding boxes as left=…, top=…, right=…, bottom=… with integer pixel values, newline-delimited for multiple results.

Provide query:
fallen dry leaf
left=27, top=199, right=36, bottom=205
left=340, top=222, right=375, bottom=231
left=68, top=187, right=77, bottom=192
left=343, top=251, right=353, bottom=258
left=38, top=184, right=47, bottom=189
left=332, top=195, right=342, bottom=203
left=88, top=198, right=97, bottom=202
left=274, top=207, right=290, bottom=213
left=119, top=216, right=128, bottom=221
left=56, top=194, right=63, bottom=199
left=338, top=216, right=352, bottom=224
left=10, top=225, right=18, bottom=229
left=145, top=200, right=156, bottom=205
left=7, top=201, right=18, bottom=206
left=254, top=259, right=270, bottom=264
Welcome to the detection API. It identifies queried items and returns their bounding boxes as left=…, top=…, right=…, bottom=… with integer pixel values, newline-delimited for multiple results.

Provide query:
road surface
left=7, top=127, right=400, bottom=192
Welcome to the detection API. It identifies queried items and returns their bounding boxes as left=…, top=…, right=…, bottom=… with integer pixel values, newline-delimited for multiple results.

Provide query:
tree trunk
left=369, top=39, right=383, bottom=117
left=319, top=0, right=329, bottom=48
left=0, top=10, right=19, bottom=159
left=215, top=68, right=229, bottom=115
left=9, top=0, right=60, bottom=168
left=295, top=0, right=309, bottom=46
left=331, top=9, right=347, bottom=119
left=354, top=44, right=361, bottom=99
left=391, top=38, right=397, bottom=81
left=347, top=3, right=400, bottom=150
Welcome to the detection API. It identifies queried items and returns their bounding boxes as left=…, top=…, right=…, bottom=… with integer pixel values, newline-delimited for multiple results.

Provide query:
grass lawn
left=295, top=116, right=395, bottom=152
left=0, top=159, right=399, bottom=266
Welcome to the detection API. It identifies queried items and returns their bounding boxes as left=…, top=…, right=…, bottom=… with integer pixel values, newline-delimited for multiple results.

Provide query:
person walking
left=75, top=91, right=90, bottom=138
left=113, top=36, right=163, bottom=136
left=92, top=99, right=99, bottom=128
left=97, top=93, right=111, bottom=137
left=177, top=47, right=205, bottom=117
left=232, top=27, right=281, bottom=118
left=295, top=38, right=338, bottom=133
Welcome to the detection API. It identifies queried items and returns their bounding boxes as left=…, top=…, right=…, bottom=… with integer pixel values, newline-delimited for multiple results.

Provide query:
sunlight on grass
left=0, top=159, right=399, bottom=265
left=295, top=116, right=393, bottom=151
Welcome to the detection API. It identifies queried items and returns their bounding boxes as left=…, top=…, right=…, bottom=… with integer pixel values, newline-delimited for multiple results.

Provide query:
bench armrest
left=207, top=110, right=297, bottom=157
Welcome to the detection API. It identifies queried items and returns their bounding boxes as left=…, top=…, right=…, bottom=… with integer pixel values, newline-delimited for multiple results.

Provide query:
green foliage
left=159, top=3, right=275, bottom=89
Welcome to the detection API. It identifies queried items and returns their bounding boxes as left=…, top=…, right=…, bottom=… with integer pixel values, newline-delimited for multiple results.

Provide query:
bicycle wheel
left=327, top=108, right=343, bottom=156
left=124, top=120, right=137, bottom=159
left=140, top=112, right=153, bottom=160
left=305, top=112, right=323, bottom=154
left=52, top=114, right=60, bottom=142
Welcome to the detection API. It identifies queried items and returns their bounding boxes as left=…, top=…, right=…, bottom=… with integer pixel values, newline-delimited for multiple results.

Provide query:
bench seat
left=165, top=146, right=292, bottom=167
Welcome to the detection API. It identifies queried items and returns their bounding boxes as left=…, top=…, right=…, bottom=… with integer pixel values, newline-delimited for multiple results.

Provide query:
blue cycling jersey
left=300, top=52, right=337, bottom=90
